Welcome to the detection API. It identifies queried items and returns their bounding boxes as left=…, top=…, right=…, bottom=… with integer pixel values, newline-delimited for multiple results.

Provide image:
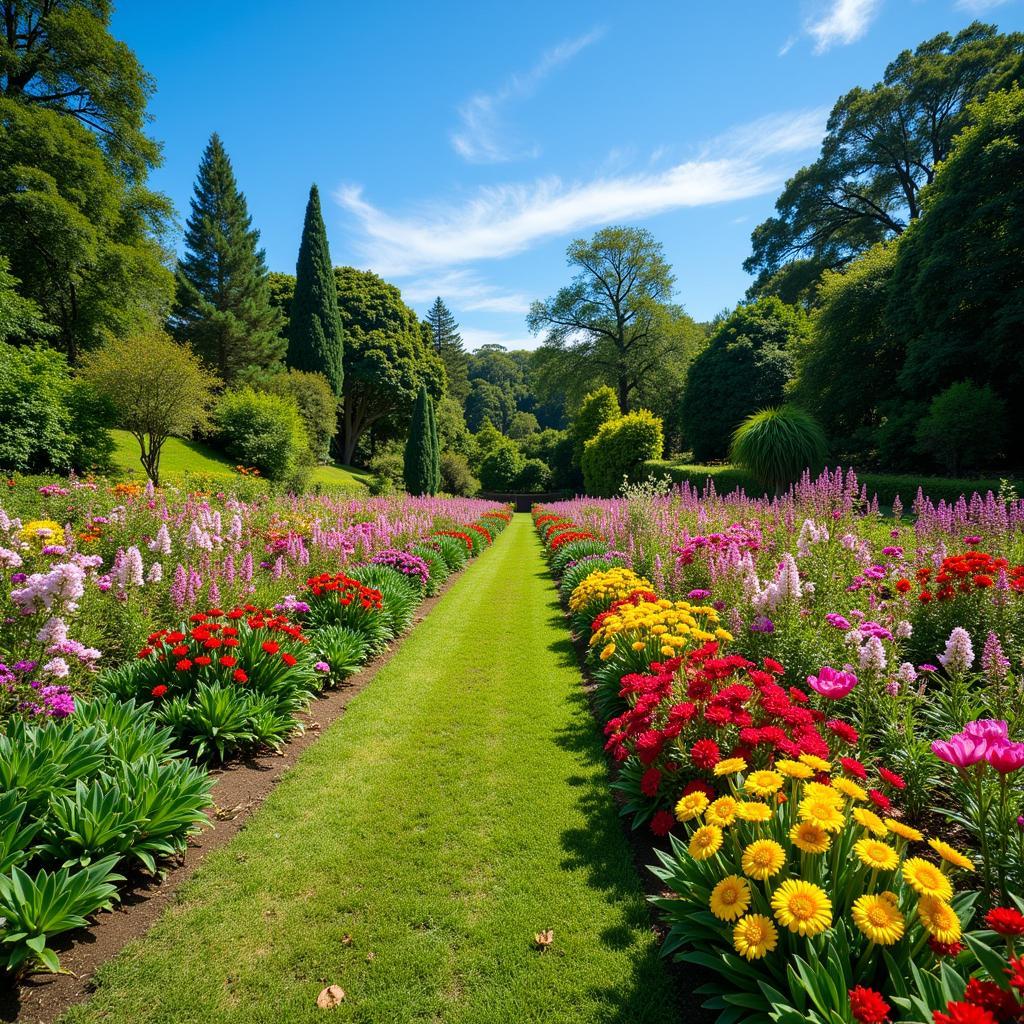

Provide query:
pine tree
left=287, top=185, right=344, bottom=395
left=404, top=384, right=440, bottom=495
left=425, top=296, right=469, bottom=401
left=173, top=134, right=284, bottom=382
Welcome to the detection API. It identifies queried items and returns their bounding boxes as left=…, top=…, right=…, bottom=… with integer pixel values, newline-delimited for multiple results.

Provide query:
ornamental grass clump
left=729, top=404, right=828, bottom=495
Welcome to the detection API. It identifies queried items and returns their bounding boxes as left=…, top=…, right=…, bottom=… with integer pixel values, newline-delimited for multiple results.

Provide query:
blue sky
left=113, top=0, right=1023, bottom=350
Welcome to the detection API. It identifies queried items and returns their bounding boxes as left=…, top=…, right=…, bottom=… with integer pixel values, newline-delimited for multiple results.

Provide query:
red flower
left=203, top=637, right=222, bottom=649
left=878, top=767, right=906, bottom=790
left=194, top=655, right=212, bottom=667
left=640, top=768, right=662, bottom=797
left=933, top=1002, right=999, bottom=1024
left=973, top=574, right=994, bottom=588
left=281, top=651, right=297, bottom=667
left=986, top=907, right=1024, bottom=937
left=166, top=631, right=186, bottom=643
left=681, top=779, right=715, bottom=800
left=962, top=979, right=1020, bottom=1022
left=826, top=719, right=859, bottom=745
left=895, top=578, right=912, bottom=593
left=1009, top=955, right=1024, bottom=990
left=763, top=657, right=784, bottom=674
left=232, top=668, right=248, bottom=684
left=137, top=647, right=154, bottom=659
left=151, top=684, right=168, bottom=698
left=928, top=937, right=965, bottom=957
left=649, top=810, right=675, bottom=836
left=690, top=738, right=721, bottom=772
left=219, top=655, right=237, bottom=668
left=261, top=640, right=280, bottom=655
left=868, top=789, right=892, bottom=812
left=172, top=644, right=189, bottom=657
left=175, top=658, right=192, bottom=671
left=849, top=985, right=891, bottom=1024
left=840, top=756, right=867, bottom=779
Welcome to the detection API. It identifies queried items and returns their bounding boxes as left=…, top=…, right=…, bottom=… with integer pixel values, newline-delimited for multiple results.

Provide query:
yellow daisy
left=732, top=914, right=779, bottom=960
left=854, top=838, right=900, bottom=872
left=771, top=879, right=833, bottom=936
left=928, top=838, right=974, bottom=872
left=797, top=796, right=846, bottom=833
left=832, top=777, right=869, bottom=802
left=600, top=642, right=616, bottom=661
left=744, top=770, right=784, bottom=798
left=709, top=875, right=751, bottom=921
left=713, top=757, right=748, bottom=777
left=735, top=801, right=772, bottom=823
left=689, top=825, right=724, bottom=861
left=803, top=781, right=844, bottom=806
left=706, top=796, right=739, bottom=828
left=789, top=820, right=831, bottom=854
left=798, top=754, right=832, bottom=773
left=902, top=858, right=953, bottom=901
left=775, top=759, right=814, bottom=780
left=741, top=839, right=786, bottom=880
left=675, top=790, right=710, bottom=823
left=884, top=818, right=924, bottom=842
left=851, top=807, right=888, bottom=837
left=852, top=893, right=906, bottom=945
left=917, top=896, right=962, bottom=943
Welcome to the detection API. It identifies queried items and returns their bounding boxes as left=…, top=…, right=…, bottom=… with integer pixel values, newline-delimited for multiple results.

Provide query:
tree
left=403, top=384, right=440, bottom=495
left=0, top=99, right=173, bottom=360
left=0, top=0, right=162, bottom=180
left=172, top=134, right=284, bottom=383
left=479, top=442, right=525, bottom=492
left=425, top=297, right=469, bottom=400
left=680, top=298, right=809, bottom=462
left=914, top=381, right=1007, bottom=474
left=528, top=226, right=680, bottom=412
left=80, top=329, right=219, bottom=485
left=334, top=267, right=443, bottom=464
left=264, top=368, right=337, bottom=462
left=465, top=378, right=515, bottom=433
left=435, top=394, right=471, bottom=455
left=287, top=185, right=344, bottom=395
left=0, top=255, right=51, bottom=343
left=745, top=22, right=1024, bottom=294
left=570, top=385, right=622, bottom=467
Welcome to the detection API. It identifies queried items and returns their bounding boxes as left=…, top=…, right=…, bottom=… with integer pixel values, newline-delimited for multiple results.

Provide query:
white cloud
left=400, top=270, right=531, bottom=314
left=778, top=34, right=798, bottom=56
left=953, top=0, right=1011, bottom=11
left=451, top=27, right=604, bottom=163
left=336, top=108, right=827, bottom=277
left=806, top=0, right=882, bottom=53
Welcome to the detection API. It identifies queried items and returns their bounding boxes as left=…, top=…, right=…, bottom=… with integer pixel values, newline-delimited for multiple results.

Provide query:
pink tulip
left=986, top=741, right=1024, bottom=774
left=931, top=733, right=989, bottom=767
left=807, top=665, right=859, bottom=699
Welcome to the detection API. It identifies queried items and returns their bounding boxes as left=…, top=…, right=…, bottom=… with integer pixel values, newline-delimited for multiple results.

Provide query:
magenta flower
left=807, top=666, right=859, bottom=699
left=930, top=733, right=988, bottom=767
left=963, top=719, right=1010, bottom=744
left=987, top=742, right=1024, bottom=774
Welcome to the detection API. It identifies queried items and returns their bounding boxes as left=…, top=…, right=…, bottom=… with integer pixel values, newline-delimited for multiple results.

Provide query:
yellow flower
left=735, top=801, right=772, bottom=823
left=902, top=858, right=953, bottom=901
left=713, top=757, right=748, bottom=777
left=851, top=807, right=888, bottom=837
left=675, top=791, right=710, bottom=823
left=798, top=797, right=846, bottom=833
left=631, top=641, right=646, bottom=651
left=854, top=838, right=900, bottom=872
left=789, top=821, right=831, bottom=854
left=852, top=894, right=906, bottom=945
left=744, top=770, right=784, bottom=798
left=689, top=825, right=724, bottom=861
left=568, top=568, right=653, bottom=612
left=832, top=777, right=869, bottom=802
left=733, top=914, right=778, bottom=959
left=799, top=754, right=832, bottom=773
left=599, top=642, right=616, bottom=661
left=18, top=519, right=62, bottom=547
left=775, top=759, right=814, bottom=780
left=714, top=628, right=734, bottom=642
left=706, top=796, right=739, bottom=828
left=803, top=781, right=844, bottom=805
left=710, top=875, right=751, bottom=921
left=884, top=818, right=923, bottom=842
left=917, top=896, right=962, bottom=943
left=771, top=879, right=833, bottom=937
left=742, top=839, right=786, bottom=880
left=928, top=838, right=974, bottom=872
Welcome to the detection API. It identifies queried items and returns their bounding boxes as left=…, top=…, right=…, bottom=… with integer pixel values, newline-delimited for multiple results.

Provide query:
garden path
left=63, top=514, right=677, bottom=1024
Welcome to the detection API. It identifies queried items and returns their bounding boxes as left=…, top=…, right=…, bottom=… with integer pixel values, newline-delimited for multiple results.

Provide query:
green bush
left=479, top=442, right=525, bottom=491
left=581, top=410, right=664, bottom=496
left=914, top=381, right=1007, bottom=475
left=515, top=457, right=552, bottom=492
left=570, top=386, right=620, bottom=465
left=213, top=387, right=308, bottom=481
left=264, top=368, right=337, bottom=461
left=729, top=405, right=828, bottom=494
left=439, top=451, right=479, bottom=496
left=367, top=443, right=404, bottom=496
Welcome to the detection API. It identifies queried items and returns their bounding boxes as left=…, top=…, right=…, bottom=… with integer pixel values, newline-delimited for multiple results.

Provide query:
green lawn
left=108, top=429, right=370, bottom=492
left=63, top=515, right=674, bottom=1024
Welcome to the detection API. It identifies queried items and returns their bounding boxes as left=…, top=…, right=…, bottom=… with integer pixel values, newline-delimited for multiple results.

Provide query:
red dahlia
left=933, top=1001, right=999, bottom=1024
left=878, top=767, right=906, bottom=790
left=986, top=907, right=1024, bottom=937
left=848, top=985, right=890, bottom=1024
left=690, top=738, right=721, bottom=771
left=151, top=684, right=168, bottom=698
left=649, top=810, right=675, bottom=836
left=962, top=979, right=1021, bottom=1022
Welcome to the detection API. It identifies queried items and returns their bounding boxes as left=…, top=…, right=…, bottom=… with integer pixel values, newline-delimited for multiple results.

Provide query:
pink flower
left=963, top=719, right=1009, bottom=744
left=807, top=665, right=859, bottom=699
left=931, top=733, right=988, bottom=767
left=986, top=742, right=1024, bottom=774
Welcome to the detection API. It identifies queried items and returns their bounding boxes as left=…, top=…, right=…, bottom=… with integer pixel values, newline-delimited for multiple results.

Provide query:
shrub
left=408, top=542, right=450, bottom=595
left=515, top=457, right=552, bottom=492
left=345, top=564, right=422, bottom=638
left=914, top=381, right=1007, bottom=475
left=439, top=451, right=479, bottom=496
left=581, top=410, right=664, bottom=496
left=571, top=386, right=621, bottom=466
left=308, top=625, right=370, bottom=686
left=479, top=442, right=525, bottom=491
left=264, top=368, right=337, bottom=462
left=429, top=534, right=470, bottom=572
left=729, top=404, right=828, bottom=494
left=367, top=443, right=404, bottom=496
left=214, top=387, right=308, bottom=482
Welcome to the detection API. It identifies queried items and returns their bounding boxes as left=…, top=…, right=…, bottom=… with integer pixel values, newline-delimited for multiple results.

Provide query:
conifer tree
left=287, top=185, right=344, bottom=395
left=173, top=134, right=284, bottom=382
left=404, top=384, right=440, bottom=495
left=425, top=296, right=469, bottom=401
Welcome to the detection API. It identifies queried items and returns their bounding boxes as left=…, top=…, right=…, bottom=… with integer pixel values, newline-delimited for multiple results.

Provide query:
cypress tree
left=425, top=296, right=469, bottom=400
left=287, top=184, right=344, bottom=395
left=404, top=384, right=440, bottom=495
left=173, top=133, right=284, bottom=382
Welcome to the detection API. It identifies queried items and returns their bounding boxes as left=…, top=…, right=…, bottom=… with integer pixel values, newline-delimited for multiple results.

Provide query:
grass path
left=64, top=515, right=676, bottom=1024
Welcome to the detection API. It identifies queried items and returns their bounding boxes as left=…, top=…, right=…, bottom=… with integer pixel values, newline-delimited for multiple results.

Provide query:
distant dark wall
left=479, top=491, right=573, bottom=513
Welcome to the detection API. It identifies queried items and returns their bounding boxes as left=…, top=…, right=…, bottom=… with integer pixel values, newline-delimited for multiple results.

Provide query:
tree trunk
left=617, top=373, right=630, bottom=413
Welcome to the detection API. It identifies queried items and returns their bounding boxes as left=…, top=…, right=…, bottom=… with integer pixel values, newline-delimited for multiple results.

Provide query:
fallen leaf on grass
left=534, top=929, right=554, bottom=951
left=365, top=951, right=375, bottom=962
left=316, top=985, right=346, bottom=1008
left=341, top=934, right=353, bottom=946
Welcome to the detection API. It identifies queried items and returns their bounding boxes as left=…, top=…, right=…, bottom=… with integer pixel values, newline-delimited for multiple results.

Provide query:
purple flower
left=938, top=627, right=974, bottom=675
left=919, top=664, right=938, bottom=673
left=825, top=613, right=851, bottom=631
left=687, top=589, right=710, bottom=599
left=314, top=661, right=330, bottom=673
left=749, top=615, right=775, bottom=634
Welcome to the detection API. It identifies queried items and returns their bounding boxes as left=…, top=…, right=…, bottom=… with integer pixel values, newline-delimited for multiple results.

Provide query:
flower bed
left=534, top=472, right=1024, bottom=1023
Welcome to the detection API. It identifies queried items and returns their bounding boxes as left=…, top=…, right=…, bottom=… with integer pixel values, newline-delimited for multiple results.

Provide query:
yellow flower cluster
left=17, top=519, right=63, bottom=548
left=568, top=567, right=653, bottom=614
left=589, top=597, right=733, bottom=660
left=671, top=754, right=973, bottom=961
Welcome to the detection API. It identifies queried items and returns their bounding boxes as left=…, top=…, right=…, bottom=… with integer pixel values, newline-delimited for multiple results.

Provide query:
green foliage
left=465, top=378, right=515, bottom=432
left=522, top=428, right=574, bottom=490
left=915, top=381, right=1008, bottom=474
left=408, top=542, right=450, bottom=595
left=0, top=342, right=112, bottom=474
left=439, top=451, right=479, bottom=497
left=80, top=330, right=219, bottom=485
left=507, top=411, right=539, bottom=439
left=581, top=410, right=664, bottom=497
left=309, top=626, right=370, bottom=686
left=287, top=185, right=344, bottom=395
left=264, top=368, right=337, bottom=462
left=429, top=534, right=469, bottom=573
left=479, top=443, right=525, bottom=491
left=515, top=458, right=552, bottom=492
left=680, top=297, right=807, bottom=461
left=729, top=405, right=828, bottom=493
left=425, top=297, right=469, bottom=400
left=345, top=565, right=422, bottom=638
left=0, top=256, right=51, bottom=344
left=367, top=443, right=404, bottom=496
left=570, top=386, right=620, bottom=465
left=172, top=134, right=284, bottom=383
left=404, top=384, right=440, bottom=495
left=435, top=395, right=471, bottom=455
left=213, top=387, right=309, bottom=482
